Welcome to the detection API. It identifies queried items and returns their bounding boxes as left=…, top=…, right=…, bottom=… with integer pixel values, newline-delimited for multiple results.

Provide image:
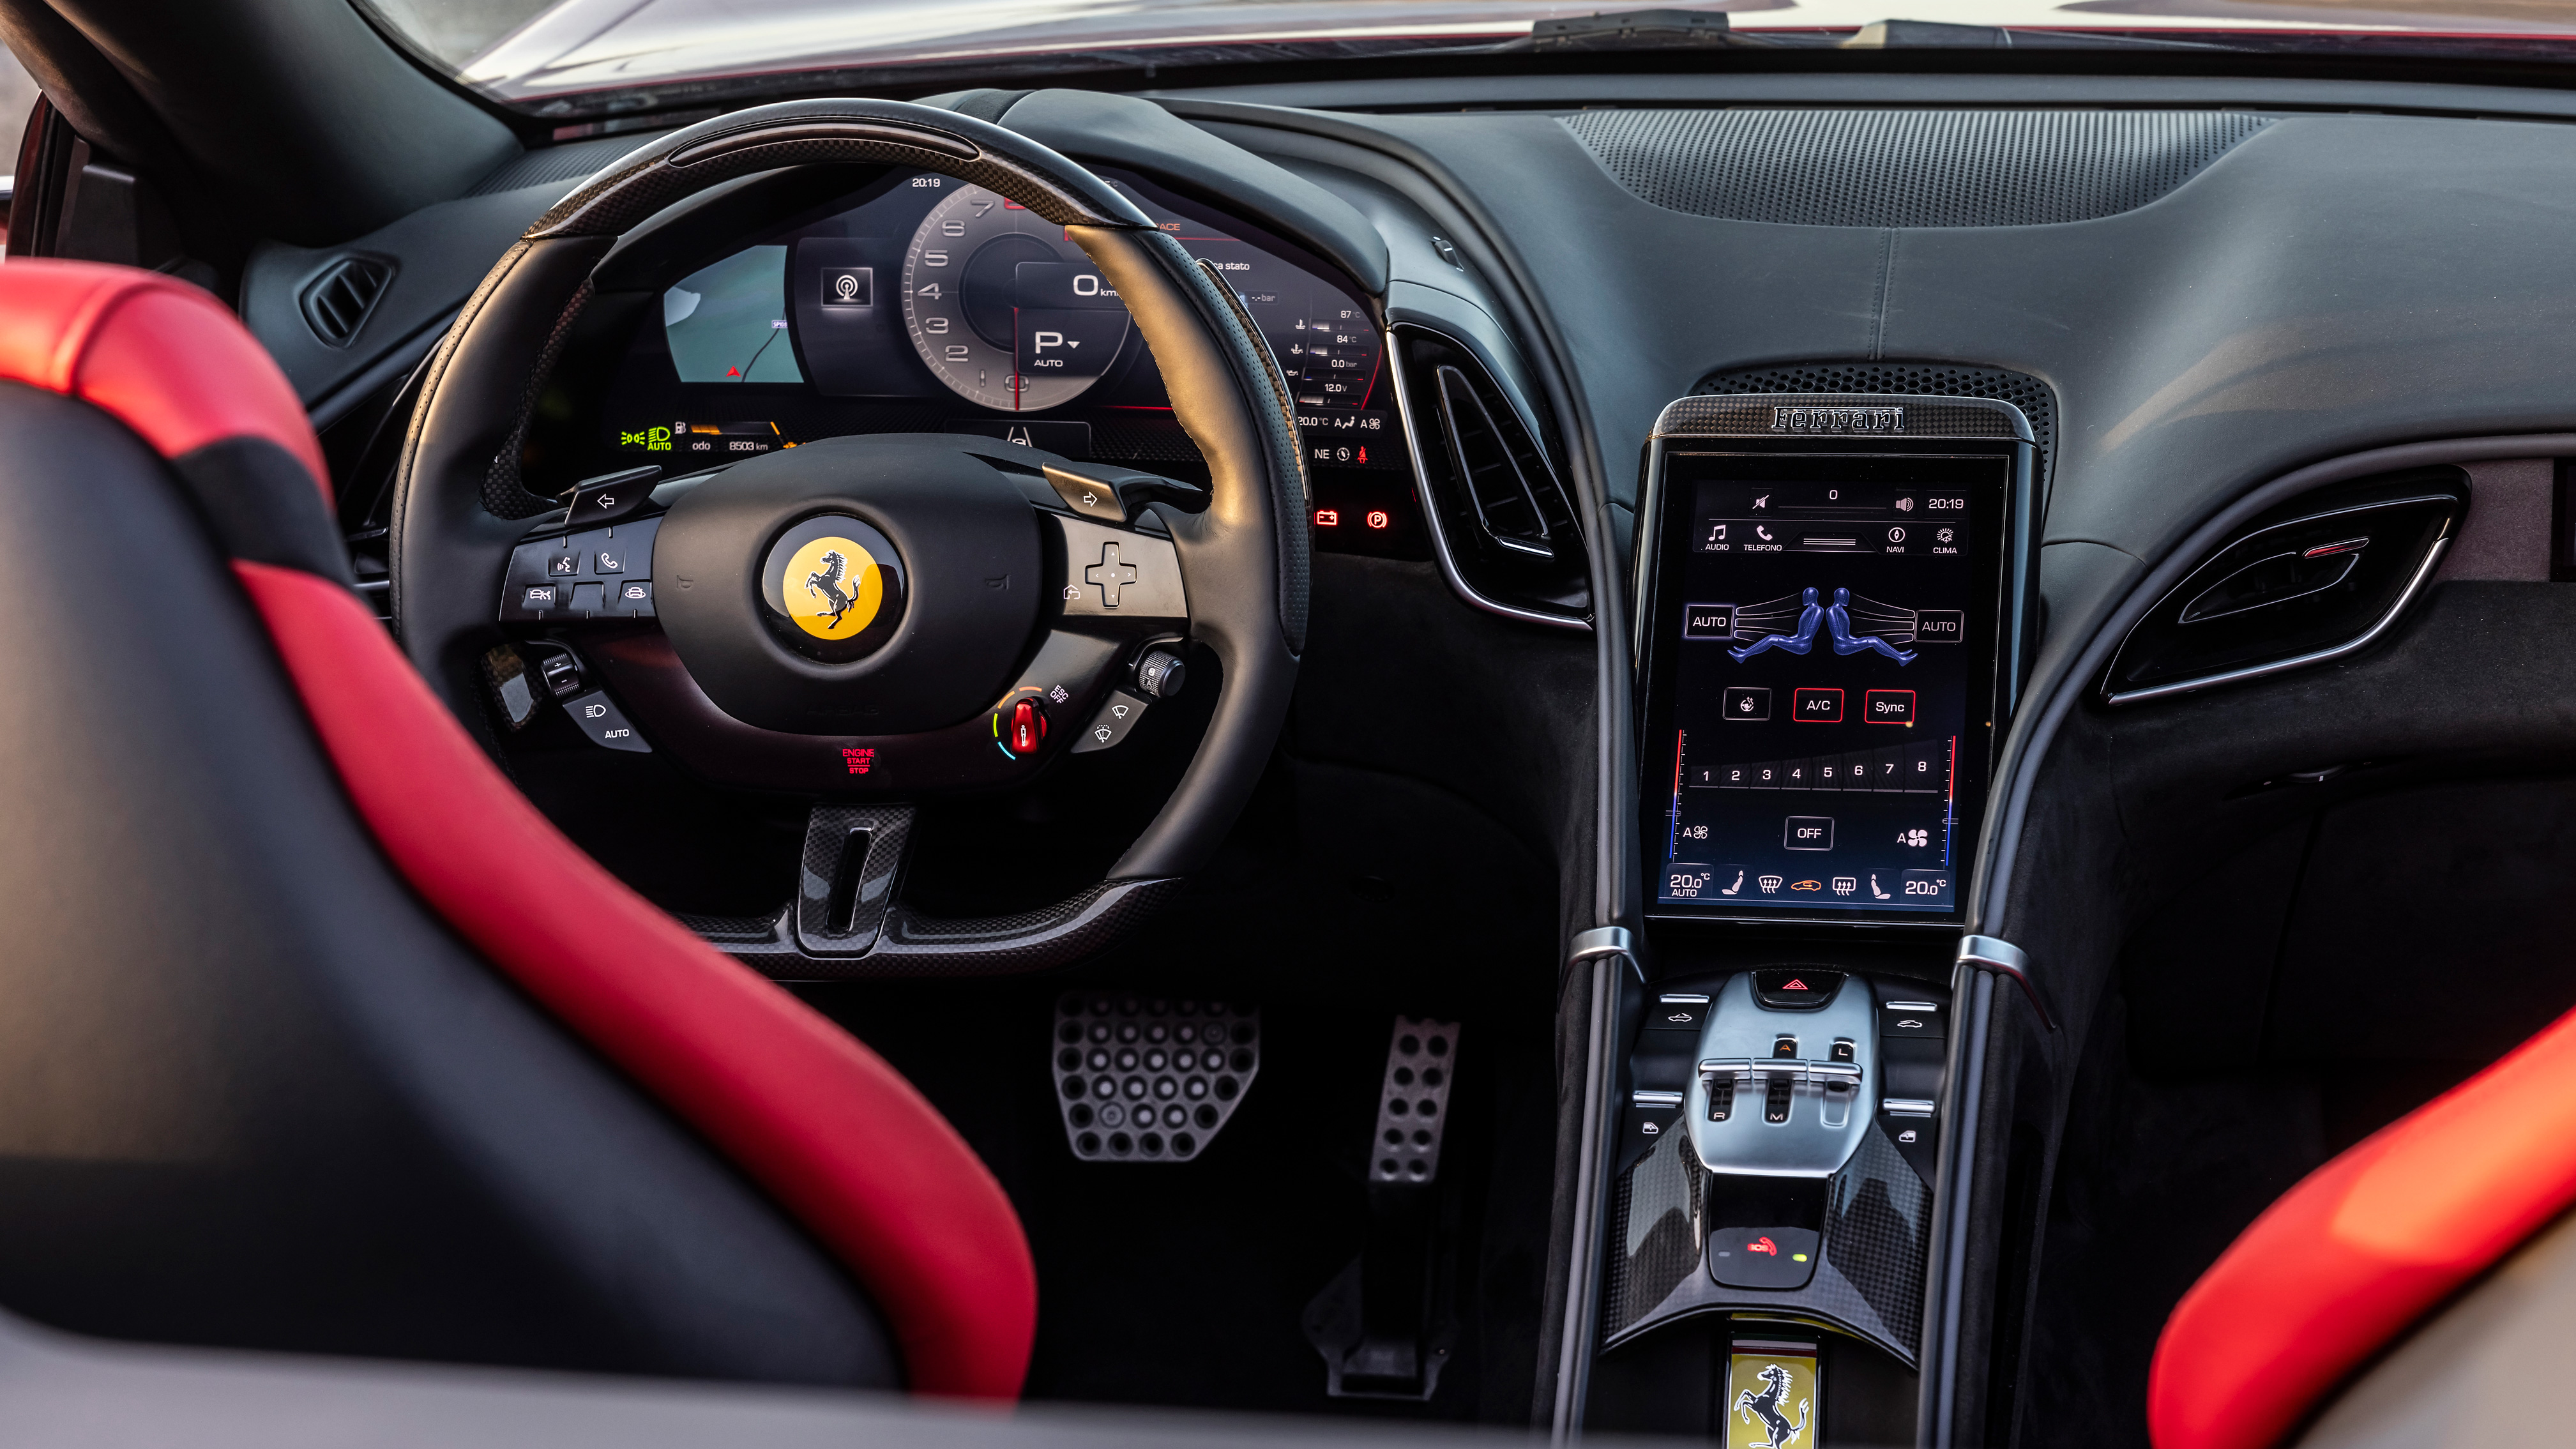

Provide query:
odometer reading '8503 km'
left=900, top=181, right=1133, bottom=412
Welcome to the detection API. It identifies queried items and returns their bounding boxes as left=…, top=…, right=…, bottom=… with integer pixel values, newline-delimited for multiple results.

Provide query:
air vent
left=1394, top=327, right=1590, bottom=629
left=1434, top=365, right=1568, bottom=556
left=2103, top=469, right=2465, bottom=705
left=299, top=255, right=394, bottom=347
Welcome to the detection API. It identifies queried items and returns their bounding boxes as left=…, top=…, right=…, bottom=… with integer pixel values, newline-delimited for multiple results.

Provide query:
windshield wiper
left=1480, top=8, right=1781, bottom=53
left=1841, top=19, right=2234, bottom=50
left=1401, top=8, right=2235, bottom=59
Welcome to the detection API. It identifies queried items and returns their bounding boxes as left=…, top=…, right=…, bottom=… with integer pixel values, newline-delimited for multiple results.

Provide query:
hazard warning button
left=1750, top=968, right=1845, bottom=1010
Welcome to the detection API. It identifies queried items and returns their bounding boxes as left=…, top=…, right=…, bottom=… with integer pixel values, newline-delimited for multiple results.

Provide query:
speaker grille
left=1699, top=360, right=2057, bottom=496
left=1565, top=109, right=2269, bottom=227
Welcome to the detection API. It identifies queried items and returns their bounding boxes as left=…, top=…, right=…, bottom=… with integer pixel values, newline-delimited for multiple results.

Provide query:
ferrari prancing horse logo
left=1728, top=1357, right=1815, bottom=1449
left=782, top=535, right=884, bottom=639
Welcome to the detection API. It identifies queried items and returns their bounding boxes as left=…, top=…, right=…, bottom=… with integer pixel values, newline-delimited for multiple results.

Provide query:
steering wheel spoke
left=794, top=803, right=911, bottom=955
left=687, top=802, right=1184, bottom=979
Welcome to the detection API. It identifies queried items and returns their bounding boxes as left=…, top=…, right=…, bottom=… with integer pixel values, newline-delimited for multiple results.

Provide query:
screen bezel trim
left=1635, top=430, right=2036, bottom=930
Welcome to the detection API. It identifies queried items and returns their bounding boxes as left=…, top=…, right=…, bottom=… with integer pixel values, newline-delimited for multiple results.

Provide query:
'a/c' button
left=1784, top=816, right=1835, bottom=851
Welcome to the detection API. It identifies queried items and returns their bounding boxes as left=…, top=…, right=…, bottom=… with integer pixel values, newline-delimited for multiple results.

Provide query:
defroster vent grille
left=1565, top=109, right=2269, bottom=228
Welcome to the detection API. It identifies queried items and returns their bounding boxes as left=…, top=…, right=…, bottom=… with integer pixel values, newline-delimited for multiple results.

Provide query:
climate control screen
left=1646, top=452, right=2006, bottom=921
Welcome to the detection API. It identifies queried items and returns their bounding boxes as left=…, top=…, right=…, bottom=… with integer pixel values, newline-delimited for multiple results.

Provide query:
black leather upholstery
left=0, top=381, right=898, bottom=1385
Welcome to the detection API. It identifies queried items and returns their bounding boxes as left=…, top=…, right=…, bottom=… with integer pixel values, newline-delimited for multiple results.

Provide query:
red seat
left=0, top=259, right=1034, bottom=1397
left=2149, top=999, right=2576, bottom=1448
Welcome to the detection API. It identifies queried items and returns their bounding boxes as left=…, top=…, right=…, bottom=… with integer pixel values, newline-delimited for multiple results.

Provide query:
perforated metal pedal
left=1053, top=994, right=1259, bottom=1162
left=1371, top=1016, right=1460, bottom=1183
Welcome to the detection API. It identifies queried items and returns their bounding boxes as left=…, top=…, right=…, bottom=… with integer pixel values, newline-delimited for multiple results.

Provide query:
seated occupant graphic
left=1827, top=586, right=1915, bottom=663
left=1729, top=586, right=1822, bottom=661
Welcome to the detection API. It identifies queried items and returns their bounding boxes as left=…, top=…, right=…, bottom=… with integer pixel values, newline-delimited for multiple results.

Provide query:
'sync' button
left=1864, top=688, right=1917, bottom=724
left=1784, top=816, right=1835, bottom=851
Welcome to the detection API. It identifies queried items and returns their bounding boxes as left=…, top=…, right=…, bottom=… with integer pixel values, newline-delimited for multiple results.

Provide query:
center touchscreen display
left=1648, top=452, right=2006, bottom=920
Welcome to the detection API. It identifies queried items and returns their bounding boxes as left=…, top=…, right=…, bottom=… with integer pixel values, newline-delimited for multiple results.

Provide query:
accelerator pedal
left=1305, top=1015, right=1464, bottom=1400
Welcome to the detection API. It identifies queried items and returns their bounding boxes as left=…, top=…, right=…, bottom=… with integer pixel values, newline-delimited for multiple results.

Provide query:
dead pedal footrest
left=1052, top=994, right=1259, bottom=1162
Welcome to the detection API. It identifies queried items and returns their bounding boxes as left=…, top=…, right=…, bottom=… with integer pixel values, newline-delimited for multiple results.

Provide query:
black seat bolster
left=0, top=381, right=898, bottom=1388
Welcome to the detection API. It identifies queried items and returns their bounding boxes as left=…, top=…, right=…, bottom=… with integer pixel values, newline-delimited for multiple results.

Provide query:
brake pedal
left=1053, top=994, right=1259, bottom=1162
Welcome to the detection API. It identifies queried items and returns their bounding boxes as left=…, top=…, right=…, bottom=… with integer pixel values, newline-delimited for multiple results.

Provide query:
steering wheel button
left=1051, top=516, right=1186, bottom=621
left=570, top=582, right=605, bottom=615
left=563, top=689, right=650, bottom=753
left=593, top=546, right=626, bottom=574
left=1071, top=690, right=1150, bottom=755
left=615, top=580, right=655, bottom=616
left=519, top=584, right=561, bottom=613
left=545, top=551, right=578, bottom=577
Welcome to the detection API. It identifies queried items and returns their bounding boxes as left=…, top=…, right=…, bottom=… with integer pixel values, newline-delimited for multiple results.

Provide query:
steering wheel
left=389, top=100, right=1310, bottom=976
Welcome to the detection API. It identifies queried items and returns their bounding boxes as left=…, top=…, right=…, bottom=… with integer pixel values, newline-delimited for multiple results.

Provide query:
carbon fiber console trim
left=1602, top=1119, right=1931, bottom=1365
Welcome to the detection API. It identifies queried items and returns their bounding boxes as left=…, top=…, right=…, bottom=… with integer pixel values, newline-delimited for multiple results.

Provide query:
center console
left=1592, top=395, right=2038, bottom=1443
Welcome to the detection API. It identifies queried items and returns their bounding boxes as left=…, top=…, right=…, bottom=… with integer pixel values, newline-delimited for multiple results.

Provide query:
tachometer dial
left=901, top=183, right=1131, bottom=412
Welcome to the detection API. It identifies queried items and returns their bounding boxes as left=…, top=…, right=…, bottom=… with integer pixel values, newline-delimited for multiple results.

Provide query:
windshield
left=356, top=0, right=2576, bottom=119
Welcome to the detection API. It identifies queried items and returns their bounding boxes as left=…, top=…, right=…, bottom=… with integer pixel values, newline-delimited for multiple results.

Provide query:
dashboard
left=586, top=166, right=1425, bottom=558
left=243, top=67, right=2576, bottom=1449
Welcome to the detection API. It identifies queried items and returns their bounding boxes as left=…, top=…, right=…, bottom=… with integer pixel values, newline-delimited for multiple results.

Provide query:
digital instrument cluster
left=591, top=167, right=1411, bottom=531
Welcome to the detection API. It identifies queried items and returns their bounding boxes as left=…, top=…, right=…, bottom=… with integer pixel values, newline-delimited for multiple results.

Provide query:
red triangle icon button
left=1783, top=978, right=1808, bottom=991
